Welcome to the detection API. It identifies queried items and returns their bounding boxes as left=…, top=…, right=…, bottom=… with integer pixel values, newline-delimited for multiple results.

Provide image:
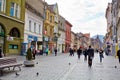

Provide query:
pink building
left=65, top=20, right=72, bottom=53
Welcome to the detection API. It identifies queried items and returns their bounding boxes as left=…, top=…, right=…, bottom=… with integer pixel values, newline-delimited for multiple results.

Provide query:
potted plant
left=24, top=47, right=35, bottom=67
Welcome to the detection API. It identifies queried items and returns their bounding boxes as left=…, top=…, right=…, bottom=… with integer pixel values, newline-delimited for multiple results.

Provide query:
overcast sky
left=45, top=0, right=112, bottom=37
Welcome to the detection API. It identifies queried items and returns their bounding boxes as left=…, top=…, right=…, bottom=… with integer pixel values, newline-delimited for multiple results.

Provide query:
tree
left=26, top=48, right=33, bottom=60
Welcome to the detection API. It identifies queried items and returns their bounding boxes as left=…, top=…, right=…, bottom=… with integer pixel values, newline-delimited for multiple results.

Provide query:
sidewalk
left=1, top=53, right=120, bottom=80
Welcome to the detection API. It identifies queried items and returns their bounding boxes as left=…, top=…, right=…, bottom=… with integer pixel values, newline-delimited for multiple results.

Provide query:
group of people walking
left=70, top=45, right=105, bottom=67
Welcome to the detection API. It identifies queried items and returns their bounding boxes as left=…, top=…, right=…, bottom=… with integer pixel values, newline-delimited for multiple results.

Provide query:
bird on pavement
left=15, top=72, right=20, bottom=76
left=68, top=63, right=71, bottom=65
left=36, top=72, right=39, bottom=76
left=36, top=62, right=38, bottom=64
left=115, top=66, right=117, bottom=68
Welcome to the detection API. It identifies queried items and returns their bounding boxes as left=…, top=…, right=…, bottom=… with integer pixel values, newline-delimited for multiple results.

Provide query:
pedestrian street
left=0, top=53, right=120, bottom=80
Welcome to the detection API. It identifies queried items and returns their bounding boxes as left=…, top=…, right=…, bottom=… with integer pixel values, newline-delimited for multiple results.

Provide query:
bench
left=0, top=57, right=22, bottom=76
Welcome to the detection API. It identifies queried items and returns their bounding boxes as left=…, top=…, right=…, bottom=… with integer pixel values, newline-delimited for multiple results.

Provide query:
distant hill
left=92, top=35, right=104, bottom=42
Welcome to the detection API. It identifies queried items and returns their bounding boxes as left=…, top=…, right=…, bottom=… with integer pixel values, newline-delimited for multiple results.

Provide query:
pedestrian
left=117, top=48, right=120, bottom=64
left=87, top=45, right=94, bottom=67
left=83, top=47, right=88, bottom=61
left=54, top=48, right=57, bottom=56
left=32, top=47, right=36, bottom=59
left=98, top=48, right=104, bottom=63
left=77, top=47, right=82, bottom=59
left=71, top=48, right=74, bottom=56
left=45, top=47, right=49, bottom=56
left=0, top=46, right=3, bottom=58
left=69, top=48, right=72, bottom=56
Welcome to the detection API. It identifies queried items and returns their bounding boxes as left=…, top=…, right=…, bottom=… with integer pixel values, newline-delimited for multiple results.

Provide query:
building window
left=39, top=25, right=41, bottom=34
left=10, top=2, right=15, bottom=16
left=0, top=0, right=6, bottom=12
left=34, top=23, right=36, bottom=33
left=10, top=2, right=20, bottom=18
left=50, top=16, right=52, bottom=22
left=9, top=44, right=18, bottom=49
left=9, top=28, right=20, bottom=37
left=29, top=20, right=31, bottom=31
left=15, top=4, right=20, bottom=18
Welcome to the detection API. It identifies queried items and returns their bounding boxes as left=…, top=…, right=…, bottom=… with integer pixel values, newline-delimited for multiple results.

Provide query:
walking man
left=54, top=47, right=57, bottom=56
left=77, top=47, right=82, bottom=59
left=87, top=45, right=94, bottom=67
left=32, top=47, right=36, bottom=59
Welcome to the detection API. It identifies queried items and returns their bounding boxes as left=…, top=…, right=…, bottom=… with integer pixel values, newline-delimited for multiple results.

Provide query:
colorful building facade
left=65, top=20, right=72, bottom=53
left=58, top=15, right=65, bottom=53
left=0, top=0, right=25, bottom=55
left=23, top=0, right=44, bottom=55
left=43, top=2, right=55, bottom=53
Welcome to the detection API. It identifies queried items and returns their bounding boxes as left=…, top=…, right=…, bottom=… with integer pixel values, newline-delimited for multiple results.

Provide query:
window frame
left=0, top=0, right=6, bottom=12
left=10, top=2, right=20, bottom=18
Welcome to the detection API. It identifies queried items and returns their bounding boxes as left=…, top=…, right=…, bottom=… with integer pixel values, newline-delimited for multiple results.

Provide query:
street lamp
left=53, top=32, right=61, bottom=49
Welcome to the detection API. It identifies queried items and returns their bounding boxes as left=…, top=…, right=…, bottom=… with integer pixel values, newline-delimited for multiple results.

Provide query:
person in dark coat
left=54, top=48, right=57, bottom=56
left=87, top=45, right=94, bottom=67
left=117, top=49, right=120, bottom=64
left=32, top=47, right=36, bottom=59
left=71, top=49, right=74, bottom=56
left=83, top=47, right=88, bottom=61
left=69, top=48, right=72, bottom=56
left=77, top=47, right=82, bottom=59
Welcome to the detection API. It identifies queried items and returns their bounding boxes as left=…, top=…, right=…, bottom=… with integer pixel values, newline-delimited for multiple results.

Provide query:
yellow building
left=0, top=0, right=25, bottom=55
left=43, top=2, right=55, bottom=52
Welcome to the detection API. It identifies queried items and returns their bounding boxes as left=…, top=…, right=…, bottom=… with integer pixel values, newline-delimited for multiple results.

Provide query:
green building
left=0, top=0, right=25, bottom=55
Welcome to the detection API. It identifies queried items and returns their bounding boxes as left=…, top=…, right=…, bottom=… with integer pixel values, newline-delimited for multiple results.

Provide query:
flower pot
left=24, top=60, right=35, bottom=67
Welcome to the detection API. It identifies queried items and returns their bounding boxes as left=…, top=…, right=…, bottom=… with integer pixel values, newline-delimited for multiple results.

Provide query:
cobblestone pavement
left=0, top=53, right=120, bottom=80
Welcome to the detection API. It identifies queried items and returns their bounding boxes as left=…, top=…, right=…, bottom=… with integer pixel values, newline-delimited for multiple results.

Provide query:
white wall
left=24, top=9, right=43, bottom=43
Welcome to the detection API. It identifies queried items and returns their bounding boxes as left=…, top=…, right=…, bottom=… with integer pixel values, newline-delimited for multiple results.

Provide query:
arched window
left=9, top=28, right=20, bottom=37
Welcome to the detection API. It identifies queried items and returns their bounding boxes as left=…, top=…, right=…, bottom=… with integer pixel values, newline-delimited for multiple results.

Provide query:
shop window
left=9, top=44, right=18, bottom=49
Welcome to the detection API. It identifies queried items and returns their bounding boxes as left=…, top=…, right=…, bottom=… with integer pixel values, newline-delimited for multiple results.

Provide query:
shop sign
left=7, top=36, right=13, bottom=41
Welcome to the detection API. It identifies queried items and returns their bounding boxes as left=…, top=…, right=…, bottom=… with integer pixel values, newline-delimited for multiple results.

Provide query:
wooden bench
left=0, top=57, right=22, bottom=76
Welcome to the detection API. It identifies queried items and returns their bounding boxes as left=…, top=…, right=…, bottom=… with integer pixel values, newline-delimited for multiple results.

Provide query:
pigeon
left=15, top=72, right=20, bottom=76
left=115, top=66, right=117, bottom=68
left=36, top=72, right=39, bottom=76
left=68, top=63, right=71, bottom=65
left=36, top=62, right=38, bottom=64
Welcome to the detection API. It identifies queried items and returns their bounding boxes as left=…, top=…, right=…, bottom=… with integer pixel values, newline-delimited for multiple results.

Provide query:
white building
left=22, top=0, right=44, bottom=55
left=58, top=15, right=66, bottom=53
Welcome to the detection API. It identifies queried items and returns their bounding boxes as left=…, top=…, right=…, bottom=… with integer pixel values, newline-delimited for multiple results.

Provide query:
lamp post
left=54, top=33, right=58, bottom=48
left=53, top=32, right=61, bottom=50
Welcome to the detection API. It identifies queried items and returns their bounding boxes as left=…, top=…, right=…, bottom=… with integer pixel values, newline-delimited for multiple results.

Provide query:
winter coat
left=117, top=50, right=120, bottom=57
left=77, top=48, right=82, bottom=55
left=87, top=48, right=94, bottom=58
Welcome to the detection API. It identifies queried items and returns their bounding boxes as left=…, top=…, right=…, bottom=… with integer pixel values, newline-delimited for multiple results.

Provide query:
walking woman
left=98, top=48, right=104, bottom=63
